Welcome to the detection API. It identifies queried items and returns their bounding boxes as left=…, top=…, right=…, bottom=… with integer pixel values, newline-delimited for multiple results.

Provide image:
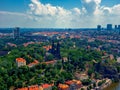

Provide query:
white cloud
left=28, top=0, right=73, bottom=27
left=0, top=0, right=120, bottom=28
left=81, top=0, right=101, bottom=15
left=72, top=8, right=81, bottom=15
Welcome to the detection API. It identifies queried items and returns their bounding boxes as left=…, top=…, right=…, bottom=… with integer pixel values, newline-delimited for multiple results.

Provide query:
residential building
left=43, top=45, right=52, bottom=51
left=109, top=54, right=114, bottom=60
left=58, top=84, right=69, bottom=90
left=41, top=84, right=52, bottom=90
left=117, top=57, right=120, bottom=63
left=65, top=80, right=82, bottom=90
left=28, top=60, right=39, bottom=68
left=62, top=57, right=68, bottom=62
left=74, top=73, right=88, bottom=80
left=45, top=60, right=57, bottom=65
left=28, top=85, right=39, bottom=90
left=16, top=87, right=28, bottom=90
left=16, top=58, right=26, bottom=67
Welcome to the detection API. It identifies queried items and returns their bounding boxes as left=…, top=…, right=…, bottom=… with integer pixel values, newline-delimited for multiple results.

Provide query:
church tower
left=56, top=42, right=61, bottom=59
left=51, top=41, right=55, bottom=54
left=51, top=41, right=61, bottom=59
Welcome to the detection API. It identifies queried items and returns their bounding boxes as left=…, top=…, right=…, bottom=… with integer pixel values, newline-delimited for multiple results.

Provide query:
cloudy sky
left=0, top=0, right=120, bottom=28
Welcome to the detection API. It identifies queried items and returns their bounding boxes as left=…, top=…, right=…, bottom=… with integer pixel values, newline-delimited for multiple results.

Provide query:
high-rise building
left=115, top=25, right=117, bottom=30
left=97, top=25, right=101, bottom=30
left=107, top=24, right=112, bottom=30
left=118, top=25, right=120, bottom=30
left=13, top=27, right=20, bottom=39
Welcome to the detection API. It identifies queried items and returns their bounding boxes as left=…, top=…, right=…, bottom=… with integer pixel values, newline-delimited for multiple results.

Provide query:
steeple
left=51, top=41, right=55, bottom=54
left=50, top=41, right=61, bottom=59
left=56, top=42, right=61, bottom=59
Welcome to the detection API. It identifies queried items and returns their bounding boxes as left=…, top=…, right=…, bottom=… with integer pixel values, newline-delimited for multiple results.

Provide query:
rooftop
left=58, top=84, right=69, bottom=89
left=43, top=45, right=52, bottom=51
left=16, top=87, right=28, bottom=90
left=16, top=58, right=26, bottom=63
left=65, top=80, right=82, bottom=85
left=41, top=84, right=52, bottom=89
left=45, top=60, right=56, bottom=65
left=28, top=60, right=39, bottom=67
left=28, top=85, right=39, bottom=90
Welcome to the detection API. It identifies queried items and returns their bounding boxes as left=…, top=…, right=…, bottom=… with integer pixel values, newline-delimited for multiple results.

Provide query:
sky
left=0, top=0, right=120, bottom=28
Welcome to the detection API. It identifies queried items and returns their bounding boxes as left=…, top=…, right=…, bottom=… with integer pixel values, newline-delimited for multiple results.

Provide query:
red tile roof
left=16, top=58, right=26, bottom=63
left=65, top=80, right=82, bottom=85
left=28, top=60, right=39, bottom=67
left=45, top=60, right=56, bottom=65
left=65, top=80, right=74, bottom=85
left=58, top=84, right=69, bottom=90
left=41, top=84, right=52, bottom=89
left=28, top=85, right=39, bottom=90
left=43, top=45, right=52, bottom=51
left=16, top=87, right=28, bottom=90
left=23, top=41, right=35, bottom=47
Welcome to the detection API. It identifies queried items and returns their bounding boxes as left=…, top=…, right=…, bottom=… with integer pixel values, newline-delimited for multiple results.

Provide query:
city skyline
left=0, top=0, right=120, bottom=28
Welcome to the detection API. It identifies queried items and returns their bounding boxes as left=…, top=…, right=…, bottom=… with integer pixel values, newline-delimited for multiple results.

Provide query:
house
left=28, top=85, right=39, bottom=90
left=117, top=57, right=120, bottom=63
left=16, top=58, right=26, bottom=67
left=23, top=41, right=35, bottom=47
left=16, top=84, right=53, bottom=90
left=65, top=80, right=76, bottom=90
left=7, top=42, right=17, bottom=47
left=62, top=57, right=68, bottom=62
left=43, top=45, right=52, bottom=51
left=65, top=80, right=82, bottom=90
left=45, top=60, right=57, bottom=65
left=109, top=54, right=114, bottom=60
left=16, top=87, right=28, bottom=90
left=74, top=73, right=88, bottom=80
left=28, top=60, right=39, bottom=68
left=41, top=84, right=52, bottom=90
left=72, top=80, right=82, bottom=89
left=58, top=84, right=69, bottom=90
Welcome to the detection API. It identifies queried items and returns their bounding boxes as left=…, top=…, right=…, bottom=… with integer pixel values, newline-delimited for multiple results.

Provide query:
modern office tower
left=115, top=25, right=117, bottom=30
left=97, top=25, right=101, bottom=30
left=107, top=24, right=112, bottom=30
left=118, top=25, right=120, bottom=30
left=13, top=27, right=20, bottom=39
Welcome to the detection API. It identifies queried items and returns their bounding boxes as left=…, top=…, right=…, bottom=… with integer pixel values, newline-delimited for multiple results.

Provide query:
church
left=50, top=41, right=61, bottom=59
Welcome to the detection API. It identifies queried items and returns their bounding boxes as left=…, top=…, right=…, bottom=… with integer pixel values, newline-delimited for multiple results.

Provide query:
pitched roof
left=58, top=84, right=69, bottom=89
left=16, top=58, right=26, bottom=63
left=28, top=60, right=39, bottom=67
left=45, top=60, right=56, bottom=65
left=43, top=45, right=52, bottom=51
left=28, top=85, right=39, bottom=90
left=41, top=84, right=52, bottom=89
left=65, top=80, right=74, bottom=85
left=16, top=87, right=28, bottom=90
left=65, top=80, right=82, bottom=85
left=72, top=80, right=82, bottom=84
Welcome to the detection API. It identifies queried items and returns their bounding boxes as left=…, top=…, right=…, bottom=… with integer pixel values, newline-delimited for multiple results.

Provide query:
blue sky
left=0, top=0, right=119, bottom=12
left=0, top=0, right=120, bottom=28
